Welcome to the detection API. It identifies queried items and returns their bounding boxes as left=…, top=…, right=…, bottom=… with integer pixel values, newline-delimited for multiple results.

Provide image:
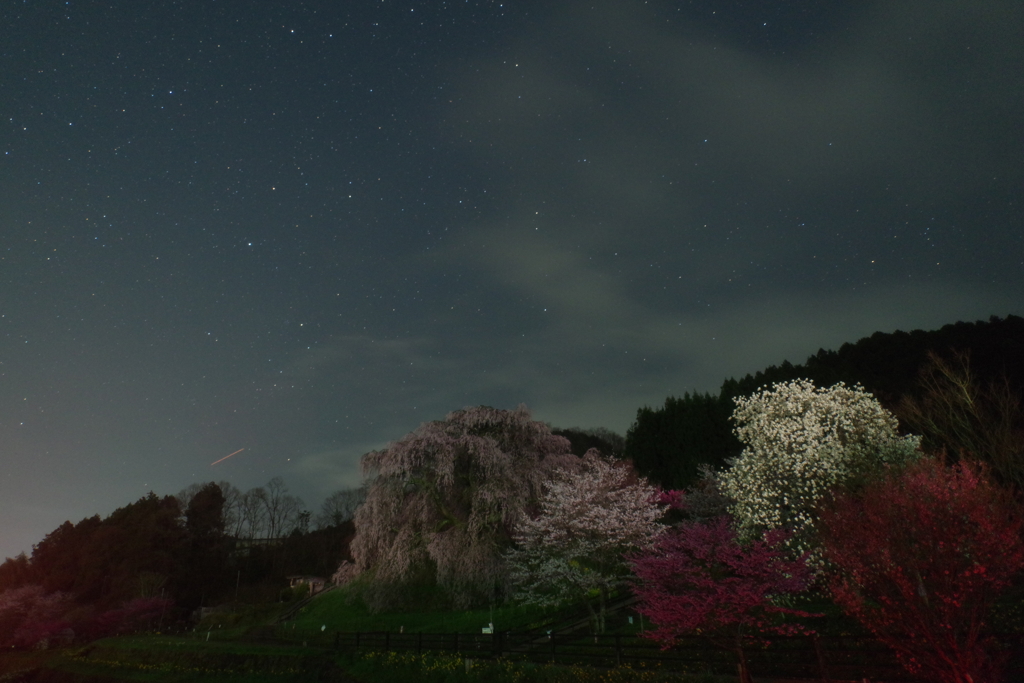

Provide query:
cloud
left=295, top=443, right=378, bottom=491
left=213, top=0, right=1024, bottom=500
left=456, top=1, right=918, bottom=201
left=450, top=0, right=1023, bottom=258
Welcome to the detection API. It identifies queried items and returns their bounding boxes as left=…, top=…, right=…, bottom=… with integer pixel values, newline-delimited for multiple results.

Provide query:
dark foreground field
left=0, top=637, right=742, bottom=683
left=4, top=587, right=1021, bottom=683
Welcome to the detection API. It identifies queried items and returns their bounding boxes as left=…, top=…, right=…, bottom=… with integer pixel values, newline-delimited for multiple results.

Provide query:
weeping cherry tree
left=350, top=405, right=578, bottom=610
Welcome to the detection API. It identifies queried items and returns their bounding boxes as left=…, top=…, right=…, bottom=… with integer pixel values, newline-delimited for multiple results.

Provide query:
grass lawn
left=0, top=588, right=924, bottom=682
left=3, top=636, right=341, bottom=683
left=1, top=638, right=730, bottom=683
left=0, top=635, right=735, bottom=683
left=284, top=586, right=559, bottom=635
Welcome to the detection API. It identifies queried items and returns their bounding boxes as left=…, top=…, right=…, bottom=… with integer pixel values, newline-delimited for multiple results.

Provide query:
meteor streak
left=211, top=448, right=245, bottom=466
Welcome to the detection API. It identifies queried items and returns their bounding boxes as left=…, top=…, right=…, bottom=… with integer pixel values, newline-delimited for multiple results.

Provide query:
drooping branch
left=350, top=405, right=578, bottom=610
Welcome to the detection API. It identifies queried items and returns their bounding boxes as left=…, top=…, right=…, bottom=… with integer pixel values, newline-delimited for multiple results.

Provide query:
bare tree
left=174, top=482, right=207, bottom=517
left=239, top=487, right=269, bottom=540
left=217, top=481, right=243, bottom=538
left=898, top=350, right=1024, bottom=491
left=260, top=477, right=303, bottom=539
left=277, top=496, right=305, bottom=536
left=316, top=487, right=367, bottom=529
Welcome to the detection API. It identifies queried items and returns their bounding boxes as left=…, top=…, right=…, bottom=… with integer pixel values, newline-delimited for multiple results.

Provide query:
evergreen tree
left=624, top=392, right=740, bottom=490
left=630, top=315, right=1022, bottom=490
left=179, top=483, right=230, bottom=608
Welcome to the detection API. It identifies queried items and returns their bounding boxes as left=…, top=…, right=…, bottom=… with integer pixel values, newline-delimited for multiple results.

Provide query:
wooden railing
left=241, top=627, right=1024, bottom=681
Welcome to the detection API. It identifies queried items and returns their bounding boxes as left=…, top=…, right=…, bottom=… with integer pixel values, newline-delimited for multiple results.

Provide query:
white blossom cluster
left=720, top=380, right=920, bottom=553
left=506, top=452, right=666, bottom=611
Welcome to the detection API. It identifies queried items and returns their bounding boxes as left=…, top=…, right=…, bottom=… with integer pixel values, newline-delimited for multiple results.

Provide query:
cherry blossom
left=507, top=452, right=665, bottom=632
left=350, top=405, right=578, bottom=609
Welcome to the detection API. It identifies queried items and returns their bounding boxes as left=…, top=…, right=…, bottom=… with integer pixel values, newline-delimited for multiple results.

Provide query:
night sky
left=2, top=0, right=1022, bottom=560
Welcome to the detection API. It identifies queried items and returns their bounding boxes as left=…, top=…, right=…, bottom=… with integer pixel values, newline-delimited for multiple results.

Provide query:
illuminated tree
left=350, top=405, right=578, bottom=610
left=507, top=452, right=665, bottom=632
left=720, top=379, right=919, bottom=552
left=818, top=458, right=1024, bottom=683
left=632, top=517, right=816, bottom=683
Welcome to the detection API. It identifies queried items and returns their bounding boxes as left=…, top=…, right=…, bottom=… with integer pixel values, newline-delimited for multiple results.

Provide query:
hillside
left=626, top=314, right=1024, bottom=490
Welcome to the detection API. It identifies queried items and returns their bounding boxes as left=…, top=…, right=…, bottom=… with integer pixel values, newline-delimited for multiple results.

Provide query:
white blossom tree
left=507, top=452, right=666, bottom=632
left=720, top=380, right=919, bottom=553
left=350, top=405, right=578, bottom=610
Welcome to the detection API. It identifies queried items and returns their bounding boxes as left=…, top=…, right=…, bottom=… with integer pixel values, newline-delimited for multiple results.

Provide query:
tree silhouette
left=898, top=350, right=1024, bottom=491
left=624, top=392, right=740, bottom=490
left=179, top=483, right=229, bottom=608
left=316, top=487, right=367, bottom=528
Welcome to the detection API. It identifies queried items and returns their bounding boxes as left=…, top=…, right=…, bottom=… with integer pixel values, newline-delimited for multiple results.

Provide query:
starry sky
left=2, top=0, right=1022, bottom=560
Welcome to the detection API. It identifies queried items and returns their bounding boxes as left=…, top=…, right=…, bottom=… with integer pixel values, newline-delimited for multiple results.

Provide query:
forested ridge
left=625, top=314, right=1024, bottom=490
left=0, top=484, right=357, bottom=626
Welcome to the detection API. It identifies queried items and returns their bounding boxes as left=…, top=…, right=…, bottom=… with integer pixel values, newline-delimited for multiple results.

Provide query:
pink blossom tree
left=817, top=458, right=1024, bottom=683
left=507, top=452, right=666, bottom=632
left=631, top=517, right=817, bottom=683
left=350, top=405, right=578, bottom=610
left=0, top=585, right=71, bottom=649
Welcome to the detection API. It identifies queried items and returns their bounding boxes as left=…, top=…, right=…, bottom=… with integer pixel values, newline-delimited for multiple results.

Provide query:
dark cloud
left=1, top=0, right=1020, bottom=559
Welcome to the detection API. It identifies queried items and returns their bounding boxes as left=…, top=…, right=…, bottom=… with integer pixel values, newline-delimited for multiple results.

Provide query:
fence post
left=418, top=631, right=422, bottom=655
left=615, top=634, right=622, bottom=666
left=385, top=631, right=390, bottom=651
left=355, top=631, right=360, bottom=648
left=454, top=632, right=459, bottom=653
left=813, top=635, right=832, bottom=683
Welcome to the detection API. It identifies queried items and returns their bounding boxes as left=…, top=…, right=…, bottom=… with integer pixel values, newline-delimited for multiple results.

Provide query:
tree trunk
left=735, top=649, right=754, bottom=683
left=582, top=595, right=600, bottom=634
left=735, top=627, right=754, bottom=683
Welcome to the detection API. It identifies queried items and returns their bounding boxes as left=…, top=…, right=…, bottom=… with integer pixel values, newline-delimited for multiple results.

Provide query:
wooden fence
left=247, top=627, right=1024, bottom=681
